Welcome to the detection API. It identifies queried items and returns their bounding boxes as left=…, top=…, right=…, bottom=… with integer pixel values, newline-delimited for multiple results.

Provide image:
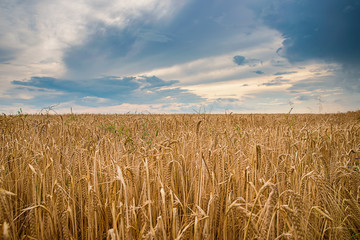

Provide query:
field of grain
left=0, top=112, right=359, bottom=239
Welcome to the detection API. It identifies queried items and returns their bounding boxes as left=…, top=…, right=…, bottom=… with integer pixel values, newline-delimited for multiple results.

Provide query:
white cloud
left=0, top=0, right=188, bottom=94
left=183, top=62, right=338, bottom=99
left=140, top=27, right=283, bottom=84
left=137, top=24, right=339, bottom=106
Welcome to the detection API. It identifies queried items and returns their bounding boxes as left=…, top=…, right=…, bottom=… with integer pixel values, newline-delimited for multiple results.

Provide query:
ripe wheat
left=0, top=112, right=359, bottom=239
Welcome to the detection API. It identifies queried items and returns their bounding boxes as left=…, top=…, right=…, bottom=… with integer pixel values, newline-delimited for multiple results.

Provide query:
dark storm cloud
left=256, top=0, right=360, bottom=63
left=252, top=0, right=360, bottom=89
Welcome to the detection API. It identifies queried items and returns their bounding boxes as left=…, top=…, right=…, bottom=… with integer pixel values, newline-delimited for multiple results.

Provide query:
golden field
left=0, top=112, right=360, bottom=239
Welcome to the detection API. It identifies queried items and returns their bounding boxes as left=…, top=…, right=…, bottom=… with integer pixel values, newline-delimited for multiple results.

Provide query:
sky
left=0, top=0, right=359, bottom=114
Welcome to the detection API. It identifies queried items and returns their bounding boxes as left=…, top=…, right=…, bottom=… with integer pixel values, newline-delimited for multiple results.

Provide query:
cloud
left=63, top=24, right=141, bottom=77
left=274, top=71, right=297, bottom=76
left=233, top=55, right=263, bottom=67
left=141, top=38, right=282, bottom=86
left=233, top=56, right=246, bottom=65
left=12, top=76, right=138, bottom=97
left=262, top=77, right=290, bottom=86
left=62, top=0, right=263, bottom=77
left=286, top=77, right=342, bottom=94
left=295, top=95, right=317, bottom=102
left=140, top=75, right=179, bottom=89
left=215, top=98, right=239, bottom=103
left=62, top=23, right=176, bottom=77
left=256, top=0, right=360, bottom=63
left=270, top=57, right=289, bottom=67
left=252, top=0, right=360, bottom=89
left=0, top=0, right=188, bottom=81
left=2, top=68, right=356, bottom=114
left=1, top=0, right=359, bottom=114
left=9, top=75, right=203, bottom=107
left=137, top=29, right=172, bottom=43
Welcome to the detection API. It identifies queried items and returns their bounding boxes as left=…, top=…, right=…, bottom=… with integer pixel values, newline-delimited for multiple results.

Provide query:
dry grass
left=0, top=112, right=360, bottom=239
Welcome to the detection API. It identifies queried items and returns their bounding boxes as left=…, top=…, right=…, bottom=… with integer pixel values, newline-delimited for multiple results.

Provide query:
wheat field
left=0, top=112, right=359, bottom=239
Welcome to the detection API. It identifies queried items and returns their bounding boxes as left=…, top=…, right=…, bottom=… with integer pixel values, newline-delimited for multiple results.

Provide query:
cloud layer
left=9, top=75, right=202, bottom=107
left=0, top=0, right=359, bottom=114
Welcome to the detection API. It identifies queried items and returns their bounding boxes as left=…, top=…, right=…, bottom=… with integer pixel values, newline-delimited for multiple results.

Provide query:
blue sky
left=0, top=0, right=359, bottom=113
